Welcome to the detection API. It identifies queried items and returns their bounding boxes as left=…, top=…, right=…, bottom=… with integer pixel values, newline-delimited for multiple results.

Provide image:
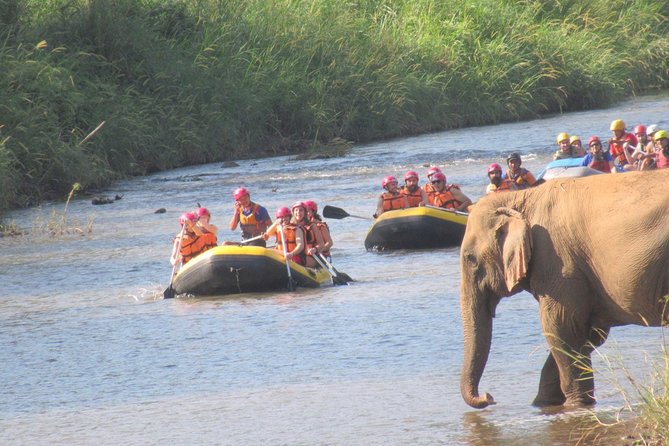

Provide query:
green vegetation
left=2, top=0, right=669, bottom=210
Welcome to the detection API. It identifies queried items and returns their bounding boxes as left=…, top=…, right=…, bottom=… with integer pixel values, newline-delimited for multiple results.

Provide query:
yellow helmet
left=556, top=132, right=569, bottom=143
left=569, top=135, right=581, bottom=144
left=654, top=130, right=668, bottom=140
left=610, top=119, right=625, bottom=131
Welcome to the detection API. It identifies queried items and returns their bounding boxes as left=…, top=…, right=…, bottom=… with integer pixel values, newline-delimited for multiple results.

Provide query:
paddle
left=311, top=253, right=348, bottom=286
left=222, top=234, right=265, bottom=246
left=278, top=224, right=297, bottom=291
left=322, top=205, right=373, bottom=220
left=424, top=204, right=469, bottom=217
left=163, top=224, right=186, bottom=299
left=316, top=253, right=354, bottom=283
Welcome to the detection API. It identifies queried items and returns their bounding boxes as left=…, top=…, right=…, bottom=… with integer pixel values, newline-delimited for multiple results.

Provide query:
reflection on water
left=1, top=94, right=668, bottom=444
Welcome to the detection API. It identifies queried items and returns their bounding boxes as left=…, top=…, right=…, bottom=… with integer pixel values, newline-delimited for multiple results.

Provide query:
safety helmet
left=556, top=132, right=570, bottom=143
left=404, top=170, right=419, bottom=181
left=195, top=207, right=210, bottom=217
left=487, top=163, right=502, bottom=174
left=633, top=124, right=647, bottom=135
left=588, top=136, right=602, bottom=146
left=303, top=200, right=318, bottom=213
left=610, top=119, right=625, bottom=131
left=646, top=124, right=659, bottom=136
left=431, top=172, right=446, bottom=183
left=507, top=152, right=521, bottom=163
left=654, top=130, right=668, bottom=140
left=569, top=135, right=581, bottom=145
left=233, top=187, right=249, bottom=201
left=291, top=201, right=306, bottom=211
left=381, top=175, right=398, bottom=189
left=275, top=207, right=291, bottom=218
left=179, top=212, right=197, bottom=225
left=426, top=166, right=442, bottom=178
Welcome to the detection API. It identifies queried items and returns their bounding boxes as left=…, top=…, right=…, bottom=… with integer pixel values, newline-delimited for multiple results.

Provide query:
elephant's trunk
left=460, top=289, right=495, bottom=409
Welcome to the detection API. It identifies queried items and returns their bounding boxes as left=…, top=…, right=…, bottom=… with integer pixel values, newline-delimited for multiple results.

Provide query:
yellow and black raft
left=364, top=206, right=468, bottom=250
left=172, top=245, right=332, bottom=296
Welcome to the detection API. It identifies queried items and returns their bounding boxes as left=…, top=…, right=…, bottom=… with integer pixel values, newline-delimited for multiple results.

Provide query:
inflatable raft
left=364, top=206, right=468, bottom=251
left=172, top=245, right=332, bottom=296
left=537, top=157, right=603, bottom=181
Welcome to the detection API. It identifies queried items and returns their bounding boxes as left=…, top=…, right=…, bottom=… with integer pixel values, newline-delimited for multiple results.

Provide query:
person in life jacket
left=375, top=175, right=409, bottom=218
left=426, top=172, right=472, bottom=211
left=304, top=200, right=333, bottom=260
left=401, top=170, right=427, bottom=207
left=170, top=212, right=206, bottom=266
left=608, top=119, right=638, bottom=172
left=263, top=206, right=307, bottom=265
left=194, top=207, right=218, bottom=251
left=630, top=124, right=655, bottom=170
left=651, top=130, right=669, bottom=169
left=290, top=201, right=326, bottom=268
left=422, top=166, right=442, bottom=194
left=485, top=163, right=516, bottom=194
left=503, top=153, right=537, bottom=189
left=553, top=132, right=574, bottom=160
left=569, top=135, right=585, bottom=157
left=228, top=186, right=272, bottom=247
left=581, top=136, right=614, bottom=173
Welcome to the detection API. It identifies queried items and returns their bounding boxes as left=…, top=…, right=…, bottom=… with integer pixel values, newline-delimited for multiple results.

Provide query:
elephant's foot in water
left=532, top=353, right=566, bottom=407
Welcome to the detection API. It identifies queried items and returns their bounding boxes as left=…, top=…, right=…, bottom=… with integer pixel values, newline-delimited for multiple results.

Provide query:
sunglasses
left=431, top=180, right=442, bottom=184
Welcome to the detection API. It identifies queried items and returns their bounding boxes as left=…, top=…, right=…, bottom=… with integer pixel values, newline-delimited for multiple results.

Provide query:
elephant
left=459, top=168, right=669, bottom=408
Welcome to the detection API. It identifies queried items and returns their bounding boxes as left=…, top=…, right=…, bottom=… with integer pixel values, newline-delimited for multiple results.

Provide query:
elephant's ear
left=494, top=207, right=532, bottom=293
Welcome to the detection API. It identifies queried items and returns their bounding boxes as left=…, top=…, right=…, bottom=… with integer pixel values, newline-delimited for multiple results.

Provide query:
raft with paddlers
left=171, top=244, right=332, bottom=296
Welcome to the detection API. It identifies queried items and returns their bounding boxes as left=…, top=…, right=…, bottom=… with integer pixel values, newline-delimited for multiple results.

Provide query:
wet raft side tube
left=364, top=206, right=468, bottom=251
left=172, top=245, right=331, bottom=296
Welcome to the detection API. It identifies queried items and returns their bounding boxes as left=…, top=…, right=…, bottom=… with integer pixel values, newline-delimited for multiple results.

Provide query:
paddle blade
left=163, top=286, right=175, bottom=299
left=322, top=205, right=350, bottom=219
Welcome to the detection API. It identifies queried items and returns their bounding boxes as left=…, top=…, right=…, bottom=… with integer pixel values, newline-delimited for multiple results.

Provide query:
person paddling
left=170, top=212, right=206, bottom=266
left=263, top=206, right=307, bottom=265
left=229, top=187, right=272, bottom=247
left=304, top=200, right=333, bottom=261
left=426, top=172, right=472, bottom=211
left=194, top=207, right=218, bottom=251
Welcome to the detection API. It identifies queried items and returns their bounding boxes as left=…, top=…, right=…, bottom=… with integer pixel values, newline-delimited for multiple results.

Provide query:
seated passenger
left=426, top=172, right=472, bottom=211
left=569, top=135, right=585, bottom=157
left=375, top=175, right=409, bottom=218
left=170, top=212, right=206, bottom=266
left=401, top=170, right=428, bottom=207
left=304, top=200, right=333, bottom=260
left=652, top=130, right=669, bottom=169
left=608, top=119, right=638, bottom=172
left=422, top=166, right=442, bottom=194
left=553, top=132, right=574, bottom=160
left=194, top=207, right=218, bottom=251
left=581, top=136, right=613, bottom=173
left=503, top=153, right=537, bottom=189
left=290, top=201, right=325, bottom=268
left=485, top=163, right=516, bottom=194
left=263, top=206, right=306, bottom=265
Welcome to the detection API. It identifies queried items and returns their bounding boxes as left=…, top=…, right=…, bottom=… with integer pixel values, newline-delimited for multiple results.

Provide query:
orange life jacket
left=427, top=185, right=461, bottom=209
left=179, top=231, right=207, bottom=264
left=381, top=192, right=406, bottom=211
left=199, top=231, right=218, bottom=251
left=488, top=179, right=515, bottom=193
left=504, top=168, right=533, bottom=189
left=274, top=224, right=305, bottom=265
left=239, top=203, right=266, bottom=238
left=401, top=186, right=423, bottom=207
left=312, top=220, right=331, bottom=256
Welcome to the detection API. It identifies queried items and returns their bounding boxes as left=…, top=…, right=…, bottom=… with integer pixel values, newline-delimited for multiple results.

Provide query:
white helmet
left=647, top=124, right=659, bottom=136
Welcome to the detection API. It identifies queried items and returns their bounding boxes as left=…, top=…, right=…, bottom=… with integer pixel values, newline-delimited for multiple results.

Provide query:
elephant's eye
left=464, top=252, right=477, bottom=267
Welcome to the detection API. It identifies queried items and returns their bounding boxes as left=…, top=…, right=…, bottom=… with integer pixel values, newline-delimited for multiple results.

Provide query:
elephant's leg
left=539, top=296, right=596, bottom=406
left=532, top=352, right=566, bottom=407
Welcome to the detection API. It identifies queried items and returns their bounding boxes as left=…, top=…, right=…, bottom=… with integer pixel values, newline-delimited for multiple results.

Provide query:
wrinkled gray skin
left=460, top=169, right=669, bottom=409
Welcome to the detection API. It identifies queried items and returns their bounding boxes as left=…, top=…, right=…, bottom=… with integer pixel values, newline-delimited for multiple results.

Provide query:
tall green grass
left=1, top=0, right=669, bottom=211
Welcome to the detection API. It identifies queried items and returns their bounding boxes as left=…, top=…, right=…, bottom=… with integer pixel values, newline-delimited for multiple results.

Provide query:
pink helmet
left=588, top=136, right=602, bottom=146
left=633, top=124, right=647, bottom=135
left=179, top=212, right=197, bottom=224
left=303, top=200, right=318, bottom=213
left=404, top=170, right=419, bottom=181
left=195, top=207, right=210, bottom=217
left=275, top=207, right=291, bottom=218
left=233, top=187, right=249, bottom=201
left=381, top=175, right=398, bottom=189
left=291, top=201, right=306, bottom=211
left=426, top=166, right=442, bottom=178
left=487, top=163, right=502, bottom=174
left=431, top=172, right=446, bottom=183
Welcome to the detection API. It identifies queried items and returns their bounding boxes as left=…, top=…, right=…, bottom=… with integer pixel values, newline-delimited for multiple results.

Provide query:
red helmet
left=487, top=163, right=502, bottom=174
left=291, top=201, right=306, bottom=211
left=404, top=170, right=419, bottom=181
left=633, top=124, right=646, bottom=135
left=303, top=200, right=318, bottom=213
left=233, top=187, right=249, bottom=201
left=588, top=136, right=602, bottom=146
left=426, top=166, right=442, bottom=178
left=381, top=175, right=398, bottom=189
left=195, top=207, right=210, bottom=217
left=431, top=172, right=446, bottom=183
left=179, top=212, right=197, bottom=224
left=275, top=207, right=291, bottom=218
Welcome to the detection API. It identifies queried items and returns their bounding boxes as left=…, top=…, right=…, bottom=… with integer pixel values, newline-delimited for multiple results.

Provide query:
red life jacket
left=428, top=185, right=461, bottom=209
left=588, top=159, right=611, bottom=173
left=381, top=192, right=406, bottom=211
left=401, top=186, right=423, bottom=207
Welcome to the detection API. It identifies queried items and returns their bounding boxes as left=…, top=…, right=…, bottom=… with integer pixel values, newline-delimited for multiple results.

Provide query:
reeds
left=2, top=0, right=669, bottom=211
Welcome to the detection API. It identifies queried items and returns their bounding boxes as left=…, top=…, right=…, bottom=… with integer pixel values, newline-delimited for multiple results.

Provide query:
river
left=1, top=94, right=668, bottom=445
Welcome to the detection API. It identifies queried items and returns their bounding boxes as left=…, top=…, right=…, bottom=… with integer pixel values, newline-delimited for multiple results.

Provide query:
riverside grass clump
left=1, top=0, right=669, bottom=211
